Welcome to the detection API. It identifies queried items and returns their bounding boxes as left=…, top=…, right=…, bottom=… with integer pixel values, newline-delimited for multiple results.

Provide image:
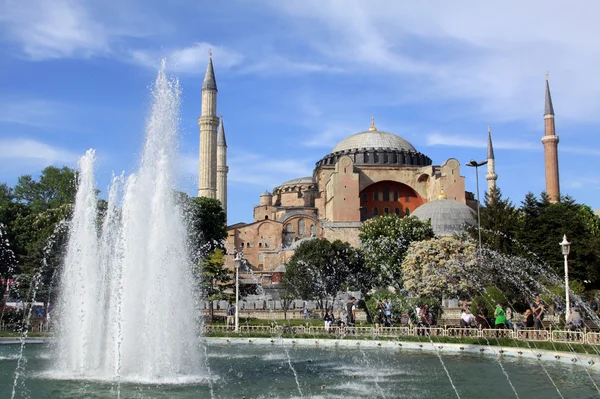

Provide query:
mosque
left=197, top=56, right=561, bottom=287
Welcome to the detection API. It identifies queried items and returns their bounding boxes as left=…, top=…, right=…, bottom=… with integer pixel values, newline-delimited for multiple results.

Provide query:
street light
left=560, top=235, right=571, bottom=316
left=234, top=252, right=243, bottom=333
left=466, top=159, right=488, bottom=250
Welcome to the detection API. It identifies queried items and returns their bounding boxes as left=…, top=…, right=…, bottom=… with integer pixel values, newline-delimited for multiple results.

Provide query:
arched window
left=395, top=207, right=400, bottom=215
left=264, top=215, right=269, bottom=220
left=259, top=243, right=263, bottom=248
left=241, top=242, right=244, bottom=248
left=258, top=253, right=264, bottom=262
left=384, top=207, right=389, bottom=214
left=285, top=223, right=293, bottom=233
left=405, top=208, right=410, bottom=216
left=298, top=219, right=306, bottom=236
left=383, top=187, right=390, bottom=201
left=373, top=208, right=379, bottom=216
left=310, top=224, right=316, bottom=237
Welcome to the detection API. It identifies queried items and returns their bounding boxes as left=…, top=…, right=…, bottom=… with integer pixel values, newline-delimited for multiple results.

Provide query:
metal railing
left=204, top=325, right=600, bottom=345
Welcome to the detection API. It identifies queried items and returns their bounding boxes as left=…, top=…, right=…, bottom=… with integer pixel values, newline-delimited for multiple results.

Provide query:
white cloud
left=267, top=1, right=600, bottom=123
left=131, top=42, right=244, bottom=74
left=1, top=0, right=109, bottom=59
left=0, top=0, right=159, bottom=60
left=0, top=138, right=79, bottom=165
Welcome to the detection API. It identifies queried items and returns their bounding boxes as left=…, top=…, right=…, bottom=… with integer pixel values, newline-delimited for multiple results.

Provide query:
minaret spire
left=545, top=72, right=554, bottom=116
left=198, top=53, right=219, bottom=199
left=216, top=115, right=228, bottom=219
left=542, top=72, right=560, bottom=202
left=485, top=125, right=498, bottom=192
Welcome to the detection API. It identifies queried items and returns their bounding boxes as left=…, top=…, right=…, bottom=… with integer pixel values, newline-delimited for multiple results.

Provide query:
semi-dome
left=412, top=199, right=476, bottom=236
left=278, top=177, right=314, bottom=186
left=332, top=130, right=416, bottom=153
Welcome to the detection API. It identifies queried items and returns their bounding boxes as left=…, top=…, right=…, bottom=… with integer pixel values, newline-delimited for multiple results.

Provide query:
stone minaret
left=542, top=72, right=560, bottom=202
left=216, top=115, right=228, bottom=217
left=485, top=125, right=498, bottom=192
left=198, top=54, right=219, bottom=199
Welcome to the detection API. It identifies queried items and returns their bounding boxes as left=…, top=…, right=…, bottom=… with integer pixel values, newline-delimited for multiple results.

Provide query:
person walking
left=346, top=297, right=357, bottom=327
left=383, top=297, right=392, bottom=327
left=494, top=302, right=508, bottom=329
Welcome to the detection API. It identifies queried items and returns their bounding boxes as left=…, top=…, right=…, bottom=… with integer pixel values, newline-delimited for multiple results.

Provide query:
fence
left=204, top=324, right=600, bottom=345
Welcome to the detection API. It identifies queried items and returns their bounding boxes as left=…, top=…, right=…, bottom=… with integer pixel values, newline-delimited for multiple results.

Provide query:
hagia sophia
left=197, top=56, right=564, bottom=287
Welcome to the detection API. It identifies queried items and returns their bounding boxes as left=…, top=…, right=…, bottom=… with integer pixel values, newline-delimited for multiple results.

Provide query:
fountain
left=52, top=60, right=202, bottom=383
left=1, top=63, right=600, bottom=398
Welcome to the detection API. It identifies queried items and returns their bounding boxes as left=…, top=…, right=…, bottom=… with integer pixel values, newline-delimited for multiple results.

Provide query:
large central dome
left=332, top=130, right=416, bottom=153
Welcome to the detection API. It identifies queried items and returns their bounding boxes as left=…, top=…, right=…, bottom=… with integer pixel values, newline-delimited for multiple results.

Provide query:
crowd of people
left=460, top=295, right=592, bottom=331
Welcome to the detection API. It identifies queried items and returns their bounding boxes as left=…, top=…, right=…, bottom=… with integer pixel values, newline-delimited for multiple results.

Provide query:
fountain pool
left=1, top=341, right=598, bottom=398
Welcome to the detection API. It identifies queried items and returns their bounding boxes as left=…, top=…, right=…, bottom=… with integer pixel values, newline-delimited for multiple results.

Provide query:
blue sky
left=1, top=0, right=600, bottom=224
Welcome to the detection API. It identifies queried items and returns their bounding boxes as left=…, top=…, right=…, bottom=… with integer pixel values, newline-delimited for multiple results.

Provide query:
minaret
left=542, top=72, right=560, bottom=202
left=216, top=115, right=228, bottom=217
left=198, top=53, right=219, bottom=199
left=485, top=126, right=498, bottom=192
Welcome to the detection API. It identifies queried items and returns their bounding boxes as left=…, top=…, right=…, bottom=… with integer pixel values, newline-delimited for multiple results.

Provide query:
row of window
left=362, top=207, right=411, bottom=216
left=240, top=241, right=271, bottom=248
left=362, top=190, right=410, bottom=202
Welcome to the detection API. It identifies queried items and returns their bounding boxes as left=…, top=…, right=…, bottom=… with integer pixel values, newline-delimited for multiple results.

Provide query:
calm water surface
left=1, top=342, right=598, bottom=398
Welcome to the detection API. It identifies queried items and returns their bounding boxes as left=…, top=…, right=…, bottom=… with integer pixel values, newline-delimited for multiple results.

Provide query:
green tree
left=199, top=249, right=233, bottom=321
left=516, top=193, right=600, bottom=288
left=281, top=238, right=363, bottom=310
left=471, top=187, right=521, bottom=253
left=13, top=166, right=76, bottom=212
left=402, top=237, right=481, bottom=300
left=185, top=195, right=227, bottom=263
left=359, top=215, right=434, bottom=291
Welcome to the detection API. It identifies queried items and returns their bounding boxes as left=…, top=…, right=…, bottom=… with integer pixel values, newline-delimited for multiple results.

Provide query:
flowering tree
left=402, top=237, right=482, bottom=299
left=359, top=215, right=434, bottom=291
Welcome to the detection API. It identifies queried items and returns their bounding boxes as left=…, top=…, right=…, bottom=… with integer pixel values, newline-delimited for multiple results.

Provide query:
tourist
left=324, top=311, right=333, bottom=332
left=476, top=303, right=490, bottom=329
left=375, top=299, right=385, bottom=329
left=460, top=308, right=476, bottom=328
left=531, top=295, right=545, bottom=330
left=384, top=297, right=392, bottom=327
left=506, top=306, right=513, bottom=330
left=566, top=308, right=583, bottom=331
left=346, top=297, right=357, bottom=327
left=226, top=303, right=235, bottom=329
left=515, top=309, right=534, bottom=329
left=494, top=302, right=508, bottom=329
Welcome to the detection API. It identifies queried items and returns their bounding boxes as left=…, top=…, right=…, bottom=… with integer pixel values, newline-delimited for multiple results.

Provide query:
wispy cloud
left=0, top=0, right=161, bottom=60
left=0, top=99, right=68, bottom=128
left=0, top=138, right=79, bottom=165
left=425, top=132, right=539, bottom=151
left=266, top=1, right=600, bottom=123
left=131, top=42, right=244, bottom=74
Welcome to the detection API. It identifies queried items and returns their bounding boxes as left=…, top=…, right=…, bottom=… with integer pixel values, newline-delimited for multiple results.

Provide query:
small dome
left=261, top=190, right=272, bottom=196
left=412, top=199, right=475, bottom=236
left=332, top=130, right=416, bottom=153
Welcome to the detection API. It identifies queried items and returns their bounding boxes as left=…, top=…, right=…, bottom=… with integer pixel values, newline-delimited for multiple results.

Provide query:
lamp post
left=560, top=235, right=571, bottom=316
left=466, top=159, right=488, bottom=250
left=234, top=252, right=243, bottom=333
